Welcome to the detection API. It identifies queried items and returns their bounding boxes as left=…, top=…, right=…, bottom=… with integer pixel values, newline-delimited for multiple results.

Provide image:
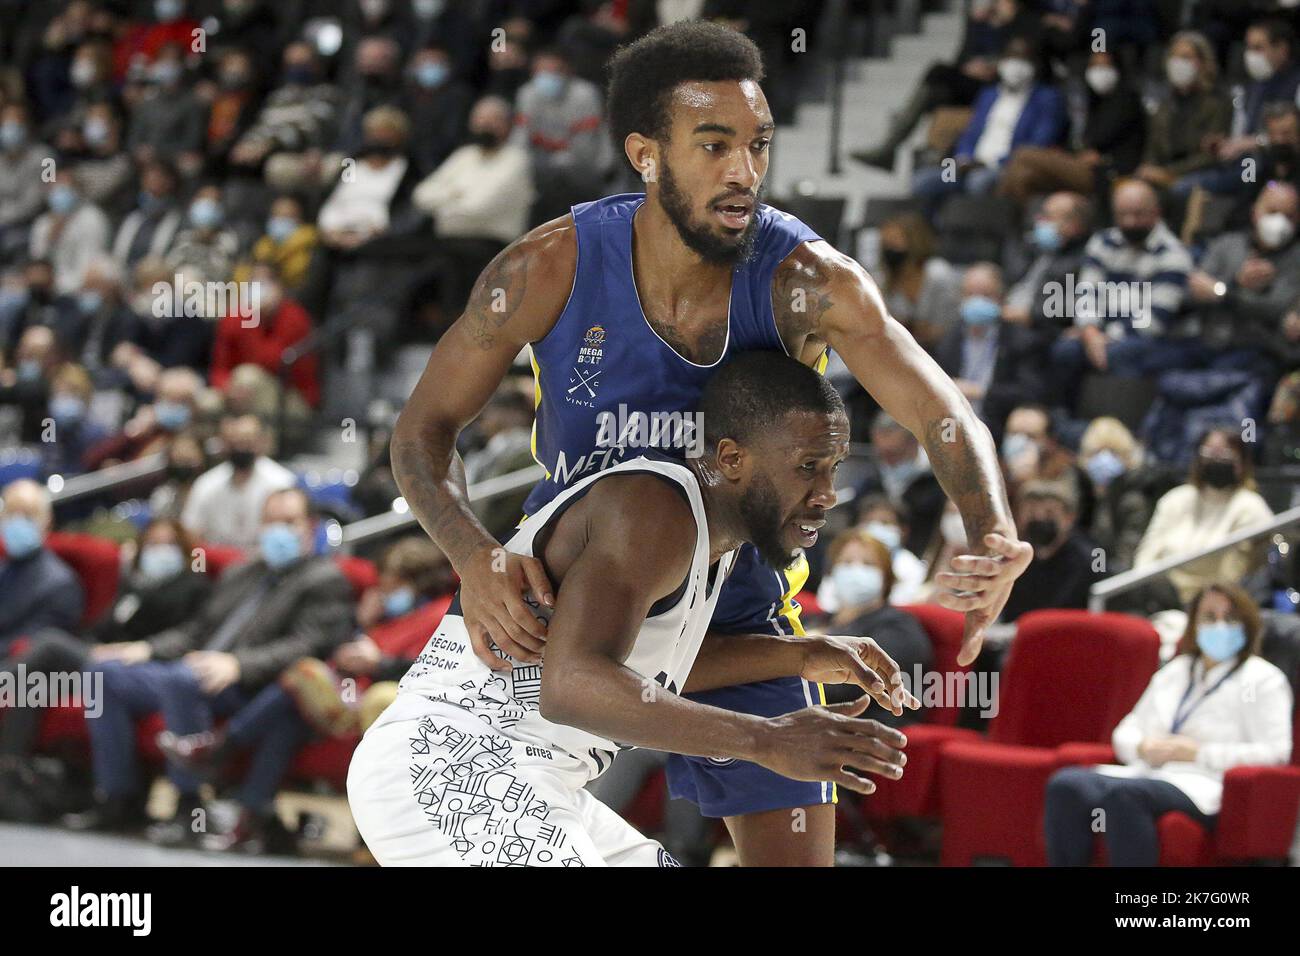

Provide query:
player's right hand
left=753, top=697, right=907, bottom=796
left=461, top=546, right=554, bottom=671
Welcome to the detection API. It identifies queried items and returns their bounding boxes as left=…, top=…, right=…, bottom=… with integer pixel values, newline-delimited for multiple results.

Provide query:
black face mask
left=1199, top=457, right=1238, bottom=489
left=1120, top=225, right=1153, bottom=246
left=881, top=247, right=908, bottom=271
left=1023, top=518, right=1060, bottom=551
left=167, top=462, right=200, bottom=483
left=228, top=449, right=256, bottom=470
left=470, top=130, right=500, bottom=149
left=1269, top=143, right=1298, bottom=166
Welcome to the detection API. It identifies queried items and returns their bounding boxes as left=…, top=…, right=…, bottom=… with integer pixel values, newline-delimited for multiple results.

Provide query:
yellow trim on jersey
left=778, top=552, right=810, bottom=638
left=814, top=348, right=829, bottom=375
left=527, top=347, right=551, bottom=480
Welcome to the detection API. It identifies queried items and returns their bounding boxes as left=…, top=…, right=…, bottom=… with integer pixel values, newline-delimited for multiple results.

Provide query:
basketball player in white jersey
left=348, top=353, right=918, bottom=866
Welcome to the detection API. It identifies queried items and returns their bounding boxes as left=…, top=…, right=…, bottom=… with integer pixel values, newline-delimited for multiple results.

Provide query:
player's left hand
left=800, top=635, right=920, bottom=717
left=933, top=531, right=1034, bottom=667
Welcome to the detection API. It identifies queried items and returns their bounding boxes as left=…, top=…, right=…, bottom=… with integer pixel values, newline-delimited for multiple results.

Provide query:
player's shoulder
left=583, top=470, right=698, bottom=552
left=771, top=238, right=885, bottom=336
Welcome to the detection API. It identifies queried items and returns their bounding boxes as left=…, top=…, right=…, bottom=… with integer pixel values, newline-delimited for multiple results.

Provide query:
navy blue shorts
left=665, top=544, right=836, bottom=818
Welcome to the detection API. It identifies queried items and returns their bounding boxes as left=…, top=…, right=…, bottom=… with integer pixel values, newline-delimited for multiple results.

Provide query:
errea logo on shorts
left=49, top=886, right=151, bottom=937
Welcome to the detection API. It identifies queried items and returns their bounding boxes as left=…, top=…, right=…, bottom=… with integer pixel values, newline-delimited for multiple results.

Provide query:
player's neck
left=688, top=457, right=747, bottom=562
left=633, top=195, right=734, bottom=296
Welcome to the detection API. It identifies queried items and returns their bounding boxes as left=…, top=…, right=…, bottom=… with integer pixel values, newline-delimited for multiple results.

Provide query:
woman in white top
left=1132, top=427, right=1273, bottom=606
left=1044, top=582, right=1293, bottom=866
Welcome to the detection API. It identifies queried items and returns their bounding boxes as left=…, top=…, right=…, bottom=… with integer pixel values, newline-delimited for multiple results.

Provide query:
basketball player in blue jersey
left=391, top=20, right=1032, bottom=866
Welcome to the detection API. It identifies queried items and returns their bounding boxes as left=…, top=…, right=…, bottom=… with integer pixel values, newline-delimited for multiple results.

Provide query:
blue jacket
left=955, top=83, right=1067, bottom=166
left=0, top=547, right=84, bottom=645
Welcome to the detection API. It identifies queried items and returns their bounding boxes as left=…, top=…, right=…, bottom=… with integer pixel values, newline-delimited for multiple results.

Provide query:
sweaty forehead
left=667, top=79, right=771, bottom=133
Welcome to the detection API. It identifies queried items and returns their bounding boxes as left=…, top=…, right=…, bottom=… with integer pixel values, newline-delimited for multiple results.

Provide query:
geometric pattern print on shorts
left=407, top=716, right=586, bottom=867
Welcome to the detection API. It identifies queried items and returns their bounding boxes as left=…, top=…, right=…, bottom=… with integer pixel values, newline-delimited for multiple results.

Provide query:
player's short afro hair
left=700, top=351, right=845, bottom=450
left=606, top=19, right=765, bottom=150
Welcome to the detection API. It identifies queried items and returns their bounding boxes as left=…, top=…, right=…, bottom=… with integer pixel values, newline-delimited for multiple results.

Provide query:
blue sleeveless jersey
left=521, top=192, right=820, bottom=516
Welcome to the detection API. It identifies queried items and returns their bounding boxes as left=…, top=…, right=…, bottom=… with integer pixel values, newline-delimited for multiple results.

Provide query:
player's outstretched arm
left=390, top=218, right=576, bottom=664
left=536, top=478, right=907, bottom=795
left=773, top=242, right=1032, bottom=665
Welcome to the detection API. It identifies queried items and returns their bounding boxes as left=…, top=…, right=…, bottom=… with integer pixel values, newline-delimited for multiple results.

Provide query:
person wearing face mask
left=403, top=46, right=475, bottom=177
left=125, top=42, right=205, bottom=164
left=1077, top=416, right=1172, bottom=573
left=1188, top=181, right=1300, bottom=376
left=1133, top=428, right=1274, bottom=607
left=69, top=104, right=134, bottom=218
left=0, top=104, right=54, bottom=259
left=935, top=262, right=1047, bottom=437
left=38, top=363, right=109, bottom=478
left=1050, top=178, right=1195, bottom=387
left=229, top=42, right=340, bottom=182
left=0, top=518, right=212, bottom=821
left=817, top=496, right=927, bottom=608
left=146, top=431, right=210, bottom=520
left=0, top=480, right=83, bottom=651
left=317, top=105, right=418, bottom=253
left=999, top=480, right=1101, bottom=622
left=232, top=196, right=320, bottom=294
left=996, top=51, right=1146, bottom=209
left=852, top=411, right=947, bottom=557
left=49, top=256, right=145, bottom=388
left=1134, top=32, right=1232, bottom=193
left=85, top=366, right=206, bottom=471
left=179, top=413, right=297, bottom=549
left=1044, top=583, right=1292, bottom=867
left=817, top=529, right=931, bottom=729
left=0, top=324, right=62, bottom=445
left=29, top=172, right=111, bottom=297
left=111, top=159, right=184, bottom=271
left=69, top=488, right=355, bottom=838
left=1003, top=191, right=1092, bottom=343
left=164, top=183, right=241, bottom=283
left=205, top=47, right=260, bottom=162
left=911, top=35, right=1067, bottom=210
left=872, top=212, right=961, bottom=349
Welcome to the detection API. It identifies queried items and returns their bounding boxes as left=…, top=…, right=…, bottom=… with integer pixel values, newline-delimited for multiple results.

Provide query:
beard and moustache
left=657, top=158, right=761, bottom=265
left=738, top=469, right=800, bottom=571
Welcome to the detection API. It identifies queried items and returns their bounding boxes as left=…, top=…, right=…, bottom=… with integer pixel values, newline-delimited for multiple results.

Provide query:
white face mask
left=941, top=511, right=967, bottom=547
left=998, top=58, right=1035, bottom=90
left=1166, top=56, right=1198, bottom=90
left=1085, top=64, right=1120, bottom=96
left=1257, top=211, right=1296, bottom=250
left=1245, top=49, right=1276, bottom=82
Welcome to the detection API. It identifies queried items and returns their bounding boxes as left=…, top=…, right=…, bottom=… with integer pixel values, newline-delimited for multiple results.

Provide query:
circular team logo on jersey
left=583, top=325, right=606, bottom=347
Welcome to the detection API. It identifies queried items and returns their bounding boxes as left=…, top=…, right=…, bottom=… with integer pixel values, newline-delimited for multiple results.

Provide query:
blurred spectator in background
left=165, top=182, right=242, bottom=283
left=853, top=0, right=1037, bottom=169
left=1001, top=479, right=1100, bottom=622
left=818, top=529, right=930, bottom=729
left=934, top=261, right=1046, bottom=441
left=335, top=36, right=405, bottom=158
left=851, top=495, right=928, bottom=606
left=997, top=48, right=1145, bottom=208
left=0, top=324, right=62, bottom=444
left=0, top=479, right=83, bottom=648
left=1133, top=427, right=1273, bottom=608
left=0, top=102, right=53, bottom=259
left=853, top=410, right=945, bottom=557
left=69, top=488, right=353, bottom=838
left=0, top=259, right=69, bottom=355
left=403, top=44, right=474, bottom=178
left=232, top=195, right=320, bottom=294
left=147, top=429, right=210, bottom=521
left=125, top=42, right=206, bottom=171
left=84, top=365, right=203, bottom=470
left=1250, top=104, right=1300, bottom=200
left=40, top=362, right=108, bottom=477
left=514, top=45, right=611, bottom=222
left=317, top=105, right=418, bottom=253
left=68, top=103, right=135, bottom=219
left=1050, top=178, right=1194, bottom=385
left=204, top=46, right=261, bottom=169
left=911, top=35, right=1067, bottom=207
left=51, top=255, right=142, bottom=389
left=111, top=158, right=183, bottom=271
left=119, top=256, right=212, bottom=372
left=874, top=212, right=960, bottom=349
left=208, top=0, right=283, bottom=71
left=1133, top=32, right=1231, bottom=194
left=1079, top=416, right=1166, bottom=573
left=30, top=168, right=110, bottom=296
left=463, top=386, right=538, bottom=538
left=1045, top=582, right=1292, bottom=867
left=113, top=0, right=200, bottom=82
left=1003, top=191, right=1092, bottom=349
left=1000, top=403, right=1094, bottom=529
left=0, top=517, right=211, bottom=821
left=180, top=413, right=295, bottom=549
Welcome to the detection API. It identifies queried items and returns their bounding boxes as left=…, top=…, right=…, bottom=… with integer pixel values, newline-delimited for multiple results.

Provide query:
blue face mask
left=266, top=216, right=297, bottom=244
left=384, top=586, right=417, bottom=619
left=1032, top=221, right=1061, bottom=252
left=78, top=290, right=103, bottom=314
left=2, top=516, right=43, bottom=560
left=960, top=295, right=1001, bottom=326
left=533, top=71, right=564, bottom=99
left=17, top=360, right=42, bottom=384
left=50, top=393, right=86, bottom=424
left=138, top=192, right=166, bottom=216
left=260, top=523, right=302, bottom=569
left=48, top=186, right=79, bottom=215
left=0, top=122, right=27, bottom=151
left=139, top=543, right=184, bottom=581
left=415, top=62, right=449, bottom=88
left=1085, top=448, right=1126, bottom=488
left=154, top=400, right=191, bottom=431
left=189, top=198, right=223, bottom=229
left=84, top=118, right=109, bottom=146
left=1196, top=621, right=1247, bottom=663
left=1002, top=431, right=1035, bottom=462
left=831, top=563, right=884, bottom=607
left=863, top=521, right=902, bottom=552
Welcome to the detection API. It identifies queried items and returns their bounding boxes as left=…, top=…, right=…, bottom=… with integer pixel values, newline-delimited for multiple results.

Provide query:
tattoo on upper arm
left=772, top=255, right=834, bottom=342
left=466, top=244, right=530, bottom=350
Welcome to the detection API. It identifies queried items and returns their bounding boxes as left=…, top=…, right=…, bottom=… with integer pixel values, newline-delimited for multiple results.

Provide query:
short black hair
left=1251, top=17, right=1296, bottom=49
left=700, top=351, right=845, bottom=449
left=606, top=20, right=764, bottom=151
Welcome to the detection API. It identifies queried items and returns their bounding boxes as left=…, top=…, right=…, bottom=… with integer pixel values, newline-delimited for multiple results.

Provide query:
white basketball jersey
left=387, top=455, right=737, bottom=779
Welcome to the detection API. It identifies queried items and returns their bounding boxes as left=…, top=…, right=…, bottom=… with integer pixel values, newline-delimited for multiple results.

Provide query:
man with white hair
left=0, top=479, right=83, bottom=648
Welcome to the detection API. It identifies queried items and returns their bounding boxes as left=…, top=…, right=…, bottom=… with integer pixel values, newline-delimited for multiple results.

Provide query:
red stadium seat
left=935, top=610, right=1160, bottom=866
left=45, top=531, right=122, bottom=628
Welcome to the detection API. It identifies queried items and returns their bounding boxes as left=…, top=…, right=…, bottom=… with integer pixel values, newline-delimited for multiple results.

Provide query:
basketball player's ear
left=625, top=133, right=658, bottom=185
left=714, top=438, right=746, bottom=482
